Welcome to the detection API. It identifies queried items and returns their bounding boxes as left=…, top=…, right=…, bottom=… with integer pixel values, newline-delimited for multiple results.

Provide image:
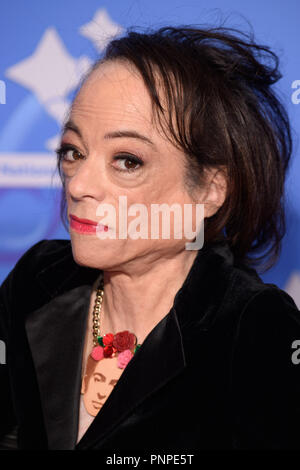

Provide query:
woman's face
left=59, top=60, right=214, bottom=271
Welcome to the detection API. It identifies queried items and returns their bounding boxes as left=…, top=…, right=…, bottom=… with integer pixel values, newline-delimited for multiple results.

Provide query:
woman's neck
left=98, top=249, right=198, bottom=344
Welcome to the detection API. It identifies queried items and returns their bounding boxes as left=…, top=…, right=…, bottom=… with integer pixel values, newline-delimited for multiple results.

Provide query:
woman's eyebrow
left=62, top=120, right=158, bottom=150
left=61, top=120, right=89, bottom=152
left=104, top=130, right=157, bottom=150
left=62, top=120, right=83, bottom=139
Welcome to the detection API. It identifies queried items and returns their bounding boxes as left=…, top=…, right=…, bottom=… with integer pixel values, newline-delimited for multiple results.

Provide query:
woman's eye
left=55, top=146, right=144, bottom=173
left=55, top=146, right=84, bottom=162
left=113, top=155, right=143, bottom=172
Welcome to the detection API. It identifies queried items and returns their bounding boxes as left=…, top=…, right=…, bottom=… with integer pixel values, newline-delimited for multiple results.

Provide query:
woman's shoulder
left=0, top=239, right=72, bottom=304
left=235, top=283, right=300, bottom=335
left=229, top=259, right=300, bottom=333
left=7, top=239, right=71, bottom=277
left=226, top=271, right=300, bottom=383
left=22, top=238, right=70, bottom=262
left=199, top=240, right=299, bottom=325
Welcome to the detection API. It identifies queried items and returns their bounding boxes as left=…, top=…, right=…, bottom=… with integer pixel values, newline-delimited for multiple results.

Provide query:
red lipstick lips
left=69, top=214, right=108, bottom=234
left=70, top=214, right=98, bottom=225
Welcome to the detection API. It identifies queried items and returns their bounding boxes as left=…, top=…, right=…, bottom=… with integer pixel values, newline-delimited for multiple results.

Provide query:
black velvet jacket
left=1, top=238, right=300, bottom=450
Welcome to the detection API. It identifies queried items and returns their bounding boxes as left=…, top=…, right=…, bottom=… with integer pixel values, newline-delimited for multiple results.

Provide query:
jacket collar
left=35, top=237, right=235, bottom=331
left=25, top=238, right=235, bottom=449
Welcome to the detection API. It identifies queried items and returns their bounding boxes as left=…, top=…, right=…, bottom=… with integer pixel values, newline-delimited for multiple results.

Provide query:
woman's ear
left=198, top=167, right=227, bottom=218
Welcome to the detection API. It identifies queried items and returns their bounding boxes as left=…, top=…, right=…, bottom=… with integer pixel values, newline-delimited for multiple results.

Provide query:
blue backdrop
left=0, top=0, right=299, bottom=307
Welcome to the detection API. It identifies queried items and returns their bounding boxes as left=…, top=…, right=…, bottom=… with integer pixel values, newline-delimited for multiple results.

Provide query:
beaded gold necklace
left=89, top=278, right=141, bottom=366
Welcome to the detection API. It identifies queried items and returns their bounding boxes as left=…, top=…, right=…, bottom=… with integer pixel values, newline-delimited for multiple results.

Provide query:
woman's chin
left=70, top=241, right=126, bottom=271
left=71, top=242, right=107, bottom=269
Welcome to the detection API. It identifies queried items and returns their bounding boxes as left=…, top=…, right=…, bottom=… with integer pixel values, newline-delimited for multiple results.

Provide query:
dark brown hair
left=58, top=24, right=292, bottom=272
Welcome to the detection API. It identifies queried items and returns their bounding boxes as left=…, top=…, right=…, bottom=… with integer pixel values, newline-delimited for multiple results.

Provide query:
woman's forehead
left=67, top=60, right=179, bottom=152
left=76, top=61, right=149, bottom=106
left=70, top=61, right=155, bottom=129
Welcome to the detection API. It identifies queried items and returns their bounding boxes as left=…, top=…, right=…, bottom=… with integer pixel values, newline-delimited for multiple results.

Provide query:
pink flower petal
left=91, top=345, right=104, bottom=361
left=117, top=349, right=134, bottom=369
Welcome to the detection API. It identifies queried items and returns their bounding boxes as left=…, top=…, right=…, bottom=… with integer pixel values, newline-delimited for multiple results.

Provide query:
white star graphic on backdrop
left=5, top=27, right=92, bottom=150
left=284, top=271, right=300, bottom=309
left=79, top=8, right=124, bottom=52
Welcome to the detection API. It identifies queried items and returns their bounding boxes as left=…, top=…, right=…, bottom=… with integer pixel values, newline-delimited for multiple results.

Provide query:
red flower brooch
left=91, top=330, right=141, bottom=369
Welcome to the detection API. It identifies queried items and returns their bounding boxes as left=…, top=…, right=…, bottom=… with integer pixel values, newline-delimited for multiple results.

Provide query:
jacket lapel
left=24, top=238, right=236, bottom=449
left=24, top=244, right=100, bottom=449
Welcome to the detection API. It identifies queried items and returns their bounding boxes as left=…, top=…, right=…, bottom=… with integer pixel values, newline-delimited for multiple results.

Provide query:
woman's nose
left=67, top=156, right=105, bottom=201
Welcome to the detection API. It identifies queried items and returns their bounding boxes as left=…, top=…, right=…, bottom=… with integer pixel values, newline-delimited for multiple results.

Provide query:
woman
left=1, top=25, right=300, bottom=451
